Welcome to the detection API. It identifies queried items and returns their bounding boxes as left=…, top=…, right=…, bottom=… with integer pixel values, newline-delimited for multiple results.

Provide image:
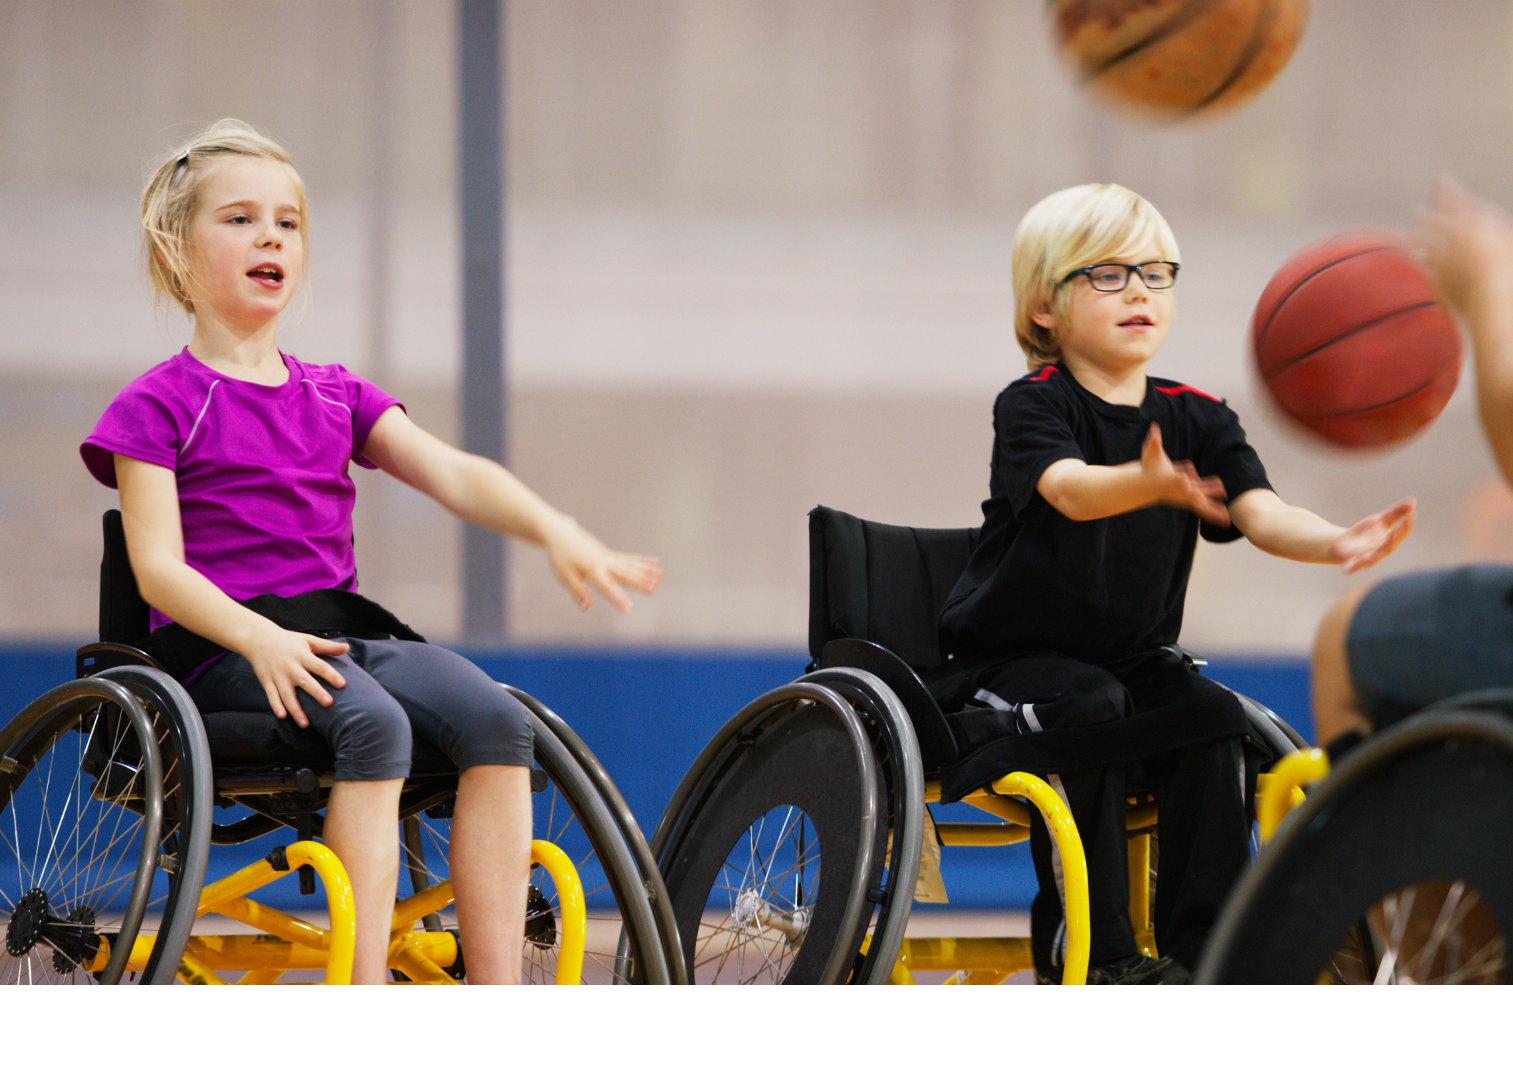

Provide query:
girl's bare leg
left=324, top=777, right=405, bottom=984
left=450, top=764, right=532, bottom=984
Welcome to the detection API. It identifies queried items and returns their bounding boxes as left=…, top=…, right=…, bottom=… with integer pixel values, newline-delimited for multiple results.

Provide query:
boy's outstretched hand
left=1143, top=423, right=1230, bottom=528
left=1328, top=497, right=1417, bottom=574
left=543, top=514, right=662, bottom=614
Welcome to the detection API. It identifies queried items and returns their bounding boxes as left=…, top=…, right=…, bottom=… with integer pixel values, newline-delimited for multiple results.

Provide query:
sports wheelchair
left=1198, top=690, right=1513, bottom=984
left=0, top=511, right=684, bottom=985
left=650, top=506, right=1307, bottom=984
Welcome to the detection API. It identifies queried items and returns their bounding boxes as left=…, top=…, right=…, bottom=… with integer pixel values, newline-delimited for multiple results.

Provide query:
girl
left=80, top=119, right=662, bottom=984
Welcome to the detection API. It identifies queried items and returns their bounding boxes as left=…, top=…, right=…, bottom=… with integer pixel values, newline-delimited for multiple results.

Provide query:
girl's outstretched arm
left=114, top=455, right=350, bottom=726
left=361, top=407, right=662, bottom=612
left=1229, top=488, right=1416, bottom=573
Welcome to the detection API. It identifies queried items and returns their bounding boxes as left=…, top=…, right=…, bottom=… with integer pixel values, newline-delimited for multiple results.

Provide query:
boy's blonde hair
left=140, top=119, right=308, bottom=315
left=1012, top=183, right=1180, bottom=371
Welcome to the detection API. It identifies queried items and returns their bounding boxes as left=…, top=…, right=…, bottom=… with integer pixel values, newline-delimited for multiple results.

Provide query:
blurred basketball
left=1051, top=0, right=1310, bottom=120
left=1252, top=232, right=1462, bottom=449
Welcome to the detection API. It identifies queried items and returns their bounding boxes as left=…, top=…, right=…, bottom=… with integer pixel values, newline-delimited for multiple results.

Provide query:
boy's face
left=1034, top=243, right=1174, bottom=376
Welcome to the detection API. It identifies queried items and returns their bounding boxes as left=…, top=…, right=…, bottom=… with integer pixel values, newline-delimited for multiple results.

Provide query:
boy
left=938, top=184, right=1415, bottom=983
left=1314, top=177, right=1513, bottom=755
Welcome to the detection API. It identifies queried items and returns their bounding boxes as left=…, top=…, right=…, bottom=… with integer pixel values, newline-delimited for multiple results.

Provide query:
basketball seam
left=1264, top=300, right=1445, bottom=380
left=1292, top=364, right=1457, bottom=422
left=1083, top=0, right=1222, bottom=78
left=1188, top=0, right=1280, bottom=115
left=1256, top=244, right=1405, bottom=344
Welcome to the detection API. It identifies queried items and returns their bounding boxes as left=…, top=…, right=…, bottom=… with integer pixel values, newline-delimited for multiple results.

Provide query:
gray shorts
left=189, top=637, right=535, bottom=782
left=1346, top=565, right=1513, bottom=730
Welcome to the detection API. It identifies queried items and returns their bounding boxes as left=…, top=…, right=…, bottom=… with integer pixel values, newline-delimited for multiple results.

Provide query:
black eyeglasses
left=1061, top=261, right=1180, bottom=292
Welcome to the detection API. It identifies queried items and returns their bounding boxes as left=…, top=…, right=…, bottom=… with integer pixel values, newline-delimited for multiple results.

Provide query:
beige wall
left=4, top=0, right=1512, bottom=651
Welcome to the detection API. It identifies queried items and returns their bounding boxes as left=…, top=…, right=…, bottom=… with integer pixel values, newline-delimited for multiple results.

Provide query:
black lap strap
left=937, top=693, right=1251, bottom=804
left=142, top=589, right=426, bottom=681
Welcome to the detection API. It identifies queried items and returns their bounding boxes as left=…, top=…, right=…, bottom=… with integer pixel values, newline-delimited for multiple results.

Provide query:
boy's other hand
left=1142, top=423, right=1230, bottom=528
left=1330, top=497, right=1417, bottom=574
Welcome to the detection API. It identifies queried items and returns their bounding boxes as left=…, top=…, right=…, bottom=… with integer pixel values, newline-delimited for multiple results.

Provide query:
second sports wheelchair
left=649, top=506, right=1308, bottom=984
left=1198, top=691, right=1513, bottom=984
left=0, top=511, right=685, bottom=985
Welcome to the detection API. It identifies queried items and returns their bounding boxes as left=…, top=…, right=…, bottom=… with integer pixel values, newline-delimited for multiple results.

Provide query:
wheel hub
left=50, top=906, right=100, bottom=975
left=732, top=887, right=766, bottom=929
left=524, top=884, right=556, bottom=948
left=5, top=888, right=50, bottom=957
left=732, top=889, right=811, bottom=945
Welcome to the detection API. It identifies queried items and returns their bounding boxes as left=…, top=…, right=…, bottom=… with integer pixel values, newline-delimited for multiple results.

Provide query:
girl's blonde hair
left=1012, top=183, right=1180, bottom=371
left=140, top=119, right=307, bottom=315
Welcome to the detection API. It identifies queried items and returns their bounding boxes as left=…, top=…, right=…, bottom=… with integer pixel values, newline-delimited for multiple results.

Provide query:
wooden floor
left=152, top=909, right=1037, bottom=985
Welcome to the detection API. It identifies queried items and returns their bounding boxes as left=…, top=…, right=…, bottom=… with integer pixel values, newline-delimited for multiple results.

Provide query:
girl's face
left=184, top=156, right=304, bottom=330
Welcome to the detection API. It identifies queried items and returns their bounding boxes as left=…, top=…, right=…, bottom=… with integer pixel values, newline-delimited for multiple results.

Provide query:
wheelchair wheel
left=0, top=669, right=212, bottom=984
left=397, top=713, right=671, bottom=984
left=653, top=683, right=888, bottom=983
left=1197, top=703, right=1513, bottom=984
left=796, top=666, right=923, bottom=984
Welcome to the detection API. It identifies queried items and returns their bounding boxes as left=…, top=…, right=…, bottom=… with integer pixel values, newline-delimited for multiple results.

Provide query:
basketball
left=1251, top=231, right=1462, bottom=449
left=1051, top=0, right=1310, bottom=120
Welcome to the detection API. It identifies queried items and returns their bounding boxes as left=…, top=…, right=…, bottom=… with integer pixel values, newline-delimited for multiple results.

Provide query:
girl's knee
left=460, top=693, right=535, bottom=770
left=331, top=696, right=413, bottom=781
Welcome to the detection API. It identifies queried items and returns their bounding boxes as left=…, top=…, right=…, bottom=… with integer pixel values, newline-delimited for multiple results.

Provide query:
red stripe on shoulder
left=1155, top=383, right=1220, bottom=402
left=1033, top=366, right=1057, bottom=381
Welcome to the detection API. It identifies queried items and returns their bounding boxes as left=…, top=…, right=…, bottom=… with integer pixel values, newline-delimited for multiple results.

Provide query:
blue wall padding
left=0, top=645, right=1311, bottom=913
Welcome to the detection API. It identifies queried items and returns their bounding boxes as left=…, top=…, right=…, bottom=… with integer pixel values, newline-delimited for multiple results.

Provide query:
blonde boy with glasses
left=937, top=184, right=1415, bottom=983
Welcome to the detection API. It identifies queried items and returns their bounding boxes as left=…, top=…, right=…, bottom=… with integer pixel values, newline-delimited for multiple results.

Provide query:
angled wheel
left=397, top=709, right=671, bottom=984
left=652, top=683, right=888, bottom=983
left=0, top=668, right=211, bottom=984
left=1198, top=701, right=1513, bottom=984
left=797, top=666, right=923, bottom=984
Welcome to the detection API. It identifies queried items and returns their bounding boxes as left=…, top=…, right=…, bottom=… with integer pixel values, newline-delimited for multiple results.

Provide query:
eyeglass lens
left=1085, top=263, right=1176, bottom=291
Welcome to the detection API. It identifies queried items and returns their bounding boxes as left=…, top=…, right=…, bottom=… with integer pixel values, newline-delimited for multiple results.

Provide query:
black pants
left=972, top=650, right=1252, bottom=972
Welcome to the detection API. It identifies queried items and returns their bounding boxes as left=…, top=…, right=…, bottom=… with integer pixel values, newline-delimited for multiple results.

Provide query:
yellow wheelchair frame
left=84, top=838, right=587, bottom=986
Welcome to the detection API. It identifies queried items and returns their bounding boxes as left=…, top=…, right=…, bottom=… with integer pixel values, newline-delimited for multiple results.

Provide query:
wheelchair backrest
left=99, top=509, right=151, bottom=645
left=807, top=506, right=978, bottom=672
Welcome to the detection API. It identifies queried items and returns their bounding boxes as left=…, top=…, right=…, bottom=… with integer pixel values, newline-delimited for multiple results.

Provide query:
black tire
left=397, top=713, right=670, bottom=984
left=1198, top=706, right=1513, bottom=984
left=797, top=666, right=923, bottom=984
left=505, top=687, right=685, bottom=984
left=97, top=667, right=214, bottom=980
left=654, top=684, right=887, bottom=984
left=1, top=671, right=210, bottom=984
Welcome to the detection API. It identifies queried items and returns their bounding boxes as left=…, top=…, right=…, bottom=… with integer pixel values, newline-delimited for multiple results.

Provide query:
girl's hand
left=1142, top=424, right=1230, bottom=528
left=241, top=621, right=350, bottom=728
left=543, top=515, right=662, bottom=614
left=1329, top=497, right=1417, bottom=574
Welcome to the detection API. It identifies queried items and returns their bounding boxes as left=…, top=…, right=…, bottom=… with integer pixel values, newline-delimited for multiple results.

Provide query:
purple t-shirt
left=81, top=348, right=402, bottom=630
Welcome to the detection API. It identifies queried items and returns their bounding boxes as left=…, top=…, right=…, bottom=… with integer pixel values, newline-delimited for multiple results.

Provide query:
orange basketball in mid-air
left=1051, top=0, right=1310, bottom=121
left=1251, top=232, right=1462, bottom=450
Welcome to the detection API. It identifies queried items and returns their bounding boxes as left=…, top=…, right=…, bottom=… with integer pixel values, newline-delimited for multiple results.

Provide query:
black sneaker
left=1036, top=954, right=1191, bottom=984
